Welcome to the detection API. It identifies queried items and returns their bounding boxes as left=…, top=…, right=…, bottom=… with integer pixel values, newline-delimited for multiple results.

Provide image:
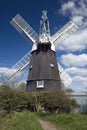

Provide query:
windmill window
left=37, top=80, right=44, bottom=88
left=30, top=65, right=32, bottom=70
left=50, top=63, right=54, bottom=68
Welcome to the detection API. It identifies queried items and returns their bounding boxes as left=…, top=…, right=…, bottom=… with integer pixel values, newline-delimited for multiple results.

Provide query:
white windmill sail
left=58, top=63, right=72, bottom=87
left=10, top=14, right=39, bottom=44
left=8, top=51, right=31, bottom=80
left=51, top=21, right=79, bottom=44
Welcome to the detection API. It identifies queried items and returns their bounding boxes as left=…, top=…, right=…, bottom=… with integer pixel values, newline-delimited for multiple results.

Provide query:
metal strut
left=39, top=10, right=50, bottom=43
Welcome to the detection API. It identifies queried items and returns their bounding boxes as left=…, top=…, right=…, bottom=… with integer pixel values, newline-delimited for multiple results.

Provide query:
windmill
left=9, top=10, right=78, bottom=91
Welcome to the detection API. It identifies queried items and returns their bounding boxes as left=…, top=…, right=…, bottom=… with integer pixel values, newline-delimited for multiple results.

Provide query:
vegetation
left=41, top=90, right=78, bottom=113
left=0, top=84, right=86, bottom=130
left=18, top=82, right=27, bottom=91
left=0, top=85, right=78, bottom=115
left=65, top=88, right=74, bottom=95
left=0, top=111, right=43, bottom=130
left=0, top=111, right=87, bottom=130
left=39, top=113, right=87, bottom=130
left=0, top=85, right=36, bottom=114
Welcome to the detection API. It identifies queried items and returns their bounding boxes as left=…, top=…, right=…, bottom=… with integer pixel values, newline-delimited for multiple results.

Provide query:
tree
left=65, top=88, right=74, bottom=95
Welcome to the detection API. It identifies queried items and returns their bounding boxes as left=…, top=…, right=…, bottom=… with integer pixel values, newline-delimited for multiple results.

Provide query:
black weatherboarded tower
left=27, top=11, right=61, bottom=91
left=10, top=10, right=78, bottom=90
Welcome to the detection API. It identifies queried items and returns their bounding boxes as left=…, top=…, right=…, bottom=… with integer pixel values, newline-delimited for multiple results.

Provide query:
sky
left=0, top=0, right=87, bottom=93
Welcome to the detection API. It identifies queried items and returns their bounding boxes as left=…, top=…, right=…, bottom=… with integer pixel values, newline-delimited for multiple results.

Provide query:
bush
left=30, top=90, right=79, bottom=114
left=0, top=85, right=79, bottom=114
left=42, top=90, right=71, bottom=113
left=0, top=85, right=36, bottom=113
left=0, top=110, right=8, bottom=118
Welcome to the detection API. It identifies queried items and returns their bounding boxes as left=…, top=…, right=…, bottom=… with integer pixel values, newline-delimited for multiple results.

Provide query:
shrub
left=42, top=90, right=70, bottom=113
left=38, top=90, right=79, bottom=113
left=0, top=85, right=36, bottom=113
left=0, top=85, right=79, bottom=114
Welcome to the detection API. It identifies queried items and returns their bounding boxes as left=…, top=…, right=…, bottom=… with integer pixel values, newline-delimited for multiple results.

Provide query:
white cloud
left=0, top=67, right=21, bottom=80
left=68, top=75, right=87, bottom=92
left=55, top=0, right=87, bottom=92
left=60, top=0, right=87, bottom=22
left=55, top=29, right=87, bottom=51
left=60, top=0, right=87, bottom=29
left=0, top=66, right=28, bottom=84
left=60, top=1, right=75, bottom=15
left=72, top=76, right=87, bottom=89
left=0, top=67, right=10, bottom=75
left=61, top=53, right=87, bottom=67
left=73, top=76, right=87, bottom=82
left=54, top=0, right=87, bottom=52
left=0, top=67, right=17, bottom=77
left=56, top=0, right=87, bottom=52
left=0, top=67, right=22, bottom=86
left=65, top=67, right=87, bottom=76
left=72, top=16, right=83, bottom=26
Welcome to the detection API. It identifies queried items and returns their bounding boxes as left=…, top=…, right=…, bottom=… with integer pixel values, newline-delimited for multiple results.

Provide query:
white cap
left=31, top=43, right=56, bottom=52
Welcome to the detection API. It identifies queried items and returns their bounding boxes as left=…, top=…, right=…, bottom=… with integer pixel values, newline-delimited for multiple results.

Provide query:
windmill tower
left=27, top=10, right=61, bottom=91
left=9, top=10, right=78, bottom=91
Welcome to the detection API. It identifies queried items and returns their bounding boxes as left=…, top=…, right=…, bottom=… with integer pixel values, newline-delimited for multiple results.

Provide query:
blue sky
left=0, top=0, right=87, bottom=93
left=0, top=0, right=65, bottom=67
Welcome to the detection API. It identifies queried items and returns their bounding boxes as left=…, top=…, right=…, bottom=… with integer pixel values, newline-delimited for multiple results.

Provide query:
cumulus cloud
left=55, top=0, right=87, bottom=91
left=60, top=0, right=87, bottom=27
left=55, top=0, right=87, bottom=52
left=0, top=67, right=10, bottom=85
left=60, top=1, right=75, bottom=15
left=72, top=16, right=83, bottom=26
left=55, top=29, right=87, bottom=52
left=61, top=53, right=87, bottom=67
left=72, top=76, right=87, bottom=89
left=0, top=67, right=17, bottom=77
left=65, top=67, right=87, bottom=76
left=73, top=76, right=87, bottom=82
left=0, top=67, right=22, bottom=86
left=0, top=67, right=21, bottom=81
left=0, top=67, right=10, bottom=75
left=61, top=0, right=87, bottom=16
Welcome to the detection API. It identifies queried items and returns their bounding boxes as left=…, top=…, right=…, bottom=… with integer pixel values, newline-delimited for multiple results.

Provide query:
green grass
left=1, top=111, right=87, bottom=130
left=0, top=111, right=43, bottom=130
left=39, top=113, right=87, bottom=130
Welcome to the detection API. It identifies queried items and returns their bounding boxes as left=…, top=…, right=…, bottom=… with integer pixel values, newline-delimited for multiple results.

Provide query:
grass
left=0, top=111, right=43, bottom=130
left=0, top=111, right=87, bottom=130
left=39, top=113, right=87, bottom=130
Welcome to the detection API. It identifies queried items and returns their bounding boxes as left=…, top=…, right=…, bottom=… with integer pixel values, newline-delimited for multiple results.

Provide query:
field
left=40, top=113, right=87, bottom=130
left=0, top=111, right=87, bottom=130
left=0, top=111, right=43, bottom=130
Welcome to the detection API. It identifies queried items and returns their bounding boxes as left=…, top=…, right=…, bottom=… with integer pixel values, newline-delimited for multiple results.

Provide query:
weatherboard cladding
left=27, top=43, right=61, bottom=91
left=26, top=80, right=61, bottom=91
left=28, top=44, right=60, bottom=80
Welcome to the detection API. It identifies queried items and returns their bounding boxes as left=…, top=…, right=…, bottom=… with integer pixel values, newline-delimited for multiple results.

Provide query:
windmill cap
left=31, top=43, right=56, bottom=52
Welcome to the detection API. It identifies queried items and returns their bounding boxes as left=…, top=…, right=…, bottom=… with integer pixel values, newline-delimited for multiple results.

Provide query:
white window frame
left=37, top=80, right=44, bottom=88
left=50, top=63, right=54, bottom=68
left=30, top=65, right=32, bottom=70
